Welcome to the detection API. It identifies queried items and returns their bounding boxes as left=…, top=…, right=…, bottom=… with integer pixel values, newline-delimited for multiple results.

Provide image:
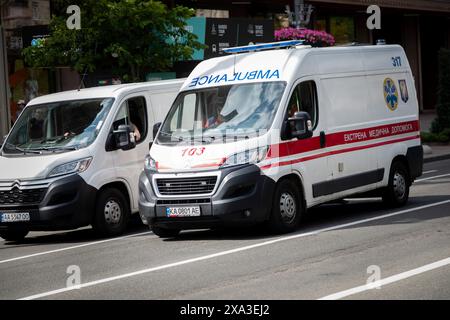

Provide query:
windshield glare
left=157, top=82, right=286, bottom=144
left=3, top=98, right=114, bottom=155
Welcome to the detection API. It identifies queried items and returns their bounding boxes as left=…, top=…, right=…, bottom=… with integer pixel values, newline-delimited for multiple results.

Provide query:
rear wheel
left=151, top=226, right=180, bottom=238
left=268, top=179, right=303, bottom=234
left=383, top=161, right=410, bottom=207
left=0, top=227, right=29, bottom=242
left=92, top=188, right=130, bottom=237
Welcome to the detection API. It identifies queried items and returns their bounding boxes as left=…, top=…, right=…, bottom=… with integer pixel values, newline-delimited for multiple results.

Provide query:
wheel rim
left=279, top=192, right=296, bottom=224
left=393, top=171, right=406, bottom=199
left=104, top=199, right=122, bottom=225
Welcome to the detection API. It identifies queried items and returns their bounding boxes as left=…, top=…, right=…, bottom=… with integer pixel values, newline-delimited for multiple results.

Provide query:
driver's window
left=113, top=96, right=147, bottom=144
left=286, top=81, right=318, bottom=129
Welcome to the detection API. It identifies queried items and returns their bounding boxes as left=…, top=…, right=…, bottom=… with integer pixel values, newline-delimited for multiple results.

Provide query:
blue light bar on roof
left=222, top=40, right=304, bottom=54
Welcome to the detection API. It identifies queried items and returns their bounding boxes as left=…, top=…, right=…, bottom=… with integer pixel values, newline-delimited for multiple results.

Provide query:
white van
left=138, top=41, right=423, bottom=238
left=0, top=80, right=183, bottom=241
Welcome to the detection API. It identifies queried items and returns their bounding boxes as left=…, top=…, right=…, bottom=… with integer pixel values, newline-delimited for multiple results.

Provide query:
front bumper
left=138, top=164, right=276, bottom=230
left=0, top=174, right=97, bottom=231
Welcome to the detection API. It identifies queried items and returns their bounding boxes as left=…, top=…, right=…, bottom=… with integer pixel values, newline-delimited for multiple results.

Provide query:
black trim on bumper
left=0, top=174, right=97, bottom=231
left=138, top=165, right=276, bottom=230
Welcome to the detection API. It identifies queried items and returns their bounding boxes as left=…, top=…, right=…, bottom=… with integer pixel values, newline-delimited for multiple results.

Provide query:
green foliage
left=421, top=129, right=450, bottom=143
left=431, top=49, right=450, bottom=133
left=22, top=0, right=204, bottom=82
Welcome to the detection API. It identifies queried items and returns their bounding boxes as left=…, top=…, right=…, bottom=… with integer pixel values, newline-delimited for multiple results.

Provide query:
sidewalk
left=419, top=111, right=450, bottom=163
left=424, top=144, right=450, bottom=163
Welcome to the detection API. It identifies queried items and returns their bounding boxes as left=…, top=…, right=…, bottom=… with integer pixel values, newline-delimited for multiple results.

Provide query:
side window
left=286, top=81, right=319, bottom=129
left=113, top=96, right=148, bottom=144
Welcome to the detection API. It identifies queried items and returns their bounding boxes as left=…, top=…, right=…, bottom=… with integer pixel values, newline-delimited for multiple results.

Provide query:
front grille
left=157, top=199, right=211, bottom=205
left=156, top=176, right=217, bottom=195
left=0, top=188, right=46, bottom=205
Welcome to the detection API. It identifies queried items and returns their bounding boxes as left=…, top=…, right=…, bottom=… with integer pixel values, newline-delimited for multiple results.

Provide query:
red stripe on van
left=260, top=135, right=420, bottom=170
left=266, top=120, right=419, bottom=159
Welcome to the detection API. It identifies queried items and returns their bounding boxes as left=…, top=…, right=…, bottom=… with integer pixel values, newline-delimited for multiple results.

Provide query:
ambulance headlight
left=144, top=154, right=157, bottom=171
left=222, top=146, right=268, bottom=168
left=48, top=157, right=92, bottom=178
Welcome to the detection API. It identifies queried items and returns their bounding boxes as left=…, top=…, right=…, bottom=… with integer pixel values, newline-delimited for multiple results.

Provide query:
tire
left=151, top=226, right=180, bottom=238
left=92, top=188, right=130, bottom=237
left=268, top=179, right=304, bottom=234
left=383, top=161, right=410, bottom=207
left=0, top=227, right=29, bottom=242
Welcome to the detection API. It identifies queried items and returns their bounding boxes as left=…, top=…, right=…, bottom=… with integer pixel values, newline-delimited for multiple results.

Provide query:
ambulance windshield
left=157, top=82, right=286, bottom=145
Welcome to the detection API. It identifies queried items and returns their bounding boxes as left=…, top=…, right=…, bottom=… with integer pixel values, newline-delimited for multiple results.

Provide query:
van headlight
left=144, top=154, right=157, bottom=171
left=48, top=158, right=92, bottom=178
left=221, top=147, right=269, bottom=168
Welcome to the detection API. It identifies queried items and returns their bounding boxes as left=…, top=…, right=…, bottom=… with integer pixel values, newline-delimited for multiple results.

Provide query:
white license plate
left=166, top=207, right=201, bottom=218
left=0, top=212, right=30, bottom=223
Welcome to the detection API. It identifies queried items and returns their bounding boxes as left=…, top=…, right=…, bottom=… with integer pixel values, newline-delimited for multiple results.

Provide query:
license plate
left=0, top=212, right=30, bottom=223
left=166, top=207, right=201, bottom=218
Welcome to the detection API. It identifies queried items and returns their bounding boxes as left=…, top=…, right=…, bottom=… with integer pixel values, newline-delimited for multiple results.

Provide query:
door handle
left=320, top=131, right=326, bottom=148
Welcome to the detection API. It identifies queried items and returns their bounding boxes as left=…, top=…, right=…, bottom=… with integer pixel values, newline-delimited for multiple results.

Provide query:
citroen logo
left=12, top=180, right=21, bottom=189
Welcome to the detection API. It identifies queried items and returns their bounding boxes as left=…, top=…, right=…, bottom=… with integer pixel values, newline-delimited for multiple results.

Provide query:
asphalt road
left=1, top=159, right=450, bottom=300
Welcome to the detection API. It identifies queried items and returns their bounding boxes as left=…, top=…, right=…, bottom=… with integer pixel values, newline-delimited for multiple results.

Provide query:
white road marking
left=0, top=231, right=153, bottom=265
left=318, top=257, right=450, bottom=300
left=19, top=199, right=450, bottom=300
left=422, top=170, right=437, bottom=175
left=416, top=173, right=450, bottom=182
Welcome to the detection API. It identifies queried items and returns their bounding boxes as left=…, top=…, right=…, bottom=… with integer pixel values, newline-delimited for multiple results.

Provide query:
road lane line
left=416, top=173, right=450, bottom=182
left=422, top=170, right=437, bottom=175
left=318, top=257, right=450, bottom=300
left=19, top=199, right=450, bottom=300
left=0, top=231, right=153, bottom=265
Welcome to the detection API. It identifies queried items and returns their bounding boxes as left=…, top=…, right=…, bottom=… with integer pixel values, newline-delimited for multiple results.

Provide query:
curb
left=424, top=153, right=450, bottom=163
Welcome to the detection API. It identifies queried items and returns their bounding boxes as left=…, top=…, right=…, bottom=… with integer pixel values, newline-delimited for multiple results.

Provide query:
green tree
left=22, top=0, right=204, bottom=82
left=431, top=48, right=450, bottom=133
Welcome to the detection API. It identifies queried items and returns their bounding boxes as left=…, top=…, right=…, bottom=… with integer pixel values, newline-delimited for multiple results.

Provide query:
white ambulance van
left=138, top=41, right=423, bottom=238
left=0, top=80, right=183, bottom=241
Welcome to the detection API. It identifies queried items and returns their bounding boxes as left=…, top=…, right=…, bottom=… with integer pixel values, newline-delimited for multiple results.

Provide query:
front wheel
left=268, top=179, right=304, bottom=234
left=0, top=227, right=29, bottom=242
left=383, top=161, right=410, bottom=207
left=92, top=188, right=130, bottom=237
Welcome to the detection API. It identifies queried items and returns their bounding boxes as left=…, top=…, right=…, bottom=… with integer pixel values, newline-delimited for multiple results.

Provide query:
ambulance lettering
left=188, top=69, right=280, bottom=87
left=344, top=131, right=367, bottom=142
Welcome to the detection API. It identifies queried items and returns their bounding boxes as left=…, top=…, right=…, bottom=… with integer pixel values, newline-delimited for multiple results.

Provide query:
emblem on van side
left=383, top=78, right=399, bottom=111
left=398, top=79, right=409, bottom=103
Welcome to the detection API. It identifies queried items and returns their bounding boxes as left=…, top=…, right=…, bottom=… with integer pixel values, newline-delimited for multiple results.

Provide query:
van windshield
left=2, top=98, right=114, bottom=155
left=157, top=82, right=286, bottom=145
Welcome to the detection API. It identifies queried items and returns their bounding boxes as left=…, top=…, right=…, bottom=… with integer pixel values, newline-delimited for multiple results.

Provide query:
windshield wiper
left=4, top=143, right=42, bottom=155
left=190, top=136, right=216, bottom=144
left=32, top=146, right=78, bottom=152
left=159, top=130, right=184, bottom=142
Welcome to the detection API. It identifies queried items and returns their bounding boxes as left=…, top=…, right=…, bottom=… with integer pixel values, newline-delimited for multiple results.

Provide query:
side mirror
left=288, top=111, right=313, bottom=139
left=153, top=122, right=162, bottom=140
left=113, top=124, right=136, bottom=151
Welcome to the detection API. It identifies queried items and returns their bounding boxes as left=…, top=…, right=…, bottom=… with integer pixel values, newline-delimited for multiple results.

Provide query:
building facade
left=1, top=0, right=449, bottom=136
left=173, top=0, right=450, bottom=112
